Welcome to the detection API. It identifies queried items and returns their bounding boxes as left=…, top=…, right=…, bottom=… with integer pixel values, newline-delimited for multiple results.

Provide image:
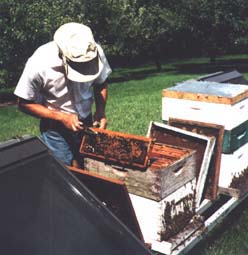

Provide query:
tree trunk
left=210, top=55, right=216, bottom=65
left=155, top=58, right=162, bottom=71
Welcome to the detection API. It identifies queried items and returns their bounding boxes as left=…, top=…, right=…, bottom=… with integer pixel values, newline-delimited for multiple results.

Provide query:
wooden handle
left=172, top=162, right=185, bottom=176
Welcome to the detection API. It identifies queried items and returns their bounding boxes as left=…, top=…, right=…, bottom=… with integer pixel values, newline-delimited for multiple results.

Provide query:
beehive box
left=229, top=165, right=248, bottom=197
left=162, top=81, right=248, bottom=131
left=218, top=142, right=248, bottom=194
left=81, top=129, right=197, bottom=201
left=80, top=128, right=198, bottom=245
left=166, top=118, right=224, bottom=201
left=129, top=179, right=196, bottom=244
left=222, top=120, right=248, bottom=154
left=147, top=121, right=216, bottom=207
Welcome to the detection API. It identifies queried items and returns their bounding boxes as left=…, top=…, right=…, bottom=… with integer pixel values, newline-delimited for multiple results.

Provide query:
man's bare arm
left=93, top=83, right=108, bottom=129
left=18, top=98, right=83, bottom=132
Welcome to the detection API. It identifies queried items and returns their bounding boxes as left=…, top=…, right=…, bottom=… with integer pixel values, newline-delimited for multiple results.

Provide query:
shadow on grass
left=108, top=57, right=248, bottom=84
left=1, top=57, right=248, bottom=102
left=0, top=92, right=17, bottom=105
left=108, top=67, right=175, bottom=83
left=175, top=58, right=248, bottom=74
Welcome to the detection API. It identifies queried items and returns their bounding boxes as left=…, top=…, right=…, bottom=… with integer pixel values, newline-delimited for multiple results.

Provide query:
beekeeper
left=14, top=22, right=112, bottom=167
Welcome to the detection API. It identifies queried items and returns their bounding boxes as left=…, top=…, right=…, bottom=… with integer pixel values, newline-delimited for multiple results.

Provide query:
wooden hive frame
left=147, top=121, right=216, bottom=208
left=80, top=128, right=153, bottom=169
left=81, top=128, right=196, bottom=201
left=168, top=118, right=224, bottom=201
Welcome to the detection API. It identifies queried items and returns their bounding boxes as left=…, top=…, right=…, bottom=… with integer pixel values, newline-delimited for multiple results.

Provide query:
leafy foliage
left=163, top=0, right=248, bottom=62
left=0, top=0, right=248, bottom=88
left=0, top=0, right=85, bottom=87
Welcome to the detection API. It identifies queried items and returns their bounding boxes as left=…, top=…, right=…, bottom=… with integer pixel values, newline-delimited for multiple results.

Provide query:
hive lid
left=198, top=70, right=248, bottom=85
left=80, top=128, right=153, bottom=169
left=68, top=166, right=144, bottom=241
left=162, top=80, right=248, bottom=104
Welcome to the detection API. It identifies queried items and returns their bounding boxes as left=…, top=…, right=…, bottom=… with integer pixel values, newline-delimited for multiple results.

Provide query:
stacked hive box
left=147, top=121, right=216, bottom=207
left=162, top=80, right=248, bottom=196
left=80, top=128, right=197, bottom=245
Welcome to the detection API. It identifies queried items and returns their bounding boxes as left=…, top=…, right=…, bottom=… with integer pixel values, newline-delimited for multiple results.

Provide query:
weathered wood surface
left=168, top=118, right=248, bottom=154
left=168, top=118, right=224, bottom=202
left=162, top=89, right=248, bottom=105
left=218, top=187, right=240, bottom=198
left=162, top=81, right=248, bottom=105
left=80, top=128, right=153, bottom=169
left=84, top=143, right=196, bottom=201
left=147, top=121, right=215, bottom=207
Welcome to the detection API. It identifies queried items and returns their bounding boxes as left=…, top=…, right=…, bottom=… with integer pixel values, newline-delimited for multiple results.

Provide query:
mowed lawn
left=0, top=70, right=197, bottom=141
left=1, top=56, right=248, bottom=254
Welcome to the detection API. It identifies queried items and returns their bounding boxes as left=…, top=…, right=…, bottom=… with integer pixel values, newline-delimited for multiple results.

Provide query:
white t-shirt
left=14, top=41, right=112, bottom=119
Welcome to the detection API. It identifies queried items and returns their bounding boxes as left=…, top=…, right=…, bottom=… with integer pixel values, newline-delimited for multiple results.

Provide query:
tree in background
left=91, top=0, right=179, bottom=71
left=136, top=1, right=179, bottom=71
left=166, top=0, right=248, bottom=64
left=0, top=0, right=248, bottom=88
left=229, top=0, right=248, bottom=54
left=0, top=0, right=85, bottom=88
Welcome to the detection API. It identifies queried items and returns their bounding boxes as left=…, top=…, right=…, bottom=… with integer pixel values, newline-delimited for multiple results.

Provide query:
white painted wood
left=196, top=199, right=212, bottom=214
left=218, top=142, right=248, bottom=188
left=147, top=121, right=215, bottom=208
left=157, top=193, right=248, bottom=255
left=162, top=97, right=248, bottom=130
left=195, top=137, right=215, bottom=208
left=151, top=241, right=172, bottom=255
left=130, top=193, right=163, bottom=242
left=129, top=179, right=196, bottom=245
left=218, top=187, right=240, bottom=199
left=204, top=197, right=238, bottom=231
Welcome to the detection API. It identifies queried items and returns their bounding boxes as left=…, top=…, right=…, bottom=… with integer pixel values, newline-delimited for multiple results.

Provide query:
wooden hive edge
left=162, top=89, right=248, bottom=105
left=79, top=128, right=154, bottom=169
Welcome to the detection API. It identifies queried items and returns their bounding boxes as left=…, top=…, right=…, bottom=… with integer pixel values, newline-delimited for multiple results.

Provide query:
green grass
left=107, top=72, right=198, bottom=135
left=1, top=55, right=248, bottom=254
left=0, top=106, right=39, bottom=141
left=189, top=198, right=248, bottom=255
left=0, top=68, right=200, bottom=143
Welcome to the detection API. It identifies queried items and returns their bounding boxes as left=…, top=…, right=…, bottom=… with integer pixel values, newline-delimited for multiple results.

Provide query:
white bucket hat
left=54, top=22, right=103, bottom=82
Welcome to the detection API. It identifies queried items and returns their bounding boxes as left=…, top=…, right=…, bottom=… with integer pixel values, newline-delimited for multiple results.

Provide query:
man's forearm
left=18, top=98, right=83, bottom=132
left=94, top=84, right=108, bottom=118
left=18, top=99, right=65, bottom=121
left=93, top=83, right=108, bottom=128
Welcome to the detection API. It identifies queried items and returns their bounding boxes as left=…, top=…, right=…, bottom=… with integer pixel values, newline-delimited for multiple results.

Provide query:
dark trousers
left=40, top=114, right=93, bottom=168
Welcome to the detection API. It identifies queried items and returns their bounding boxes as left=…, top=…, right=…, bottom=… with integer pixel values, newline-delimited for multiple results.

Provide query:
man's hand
left=93, top=113, right=107, bottom=129
left=60, top=113, right=83, bottom=132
